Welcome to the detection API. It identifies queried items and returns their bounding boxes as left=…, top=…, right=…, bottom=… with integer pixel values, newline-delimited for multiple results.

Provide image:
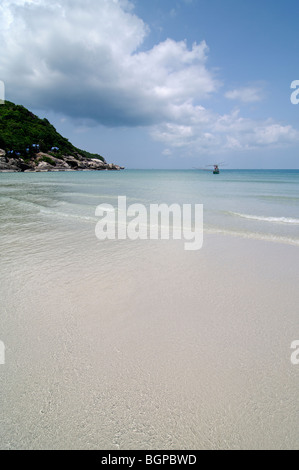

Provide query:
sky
left=0, top=0, right=298, bottom=169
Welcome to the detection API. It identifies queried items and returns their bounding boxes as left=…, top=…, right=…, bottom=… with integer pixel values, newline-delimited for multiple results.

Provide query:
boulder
left=19, top=161, right=32, bottom=171
left=0, top=148, right=121, bottom=172
left=0, top=162, right=21, bottom=171
left=107, top=163, right=121, bottom=170
left=63, top=156, right=80, bottom=169
left=36, top=152, right=51, bottom=159
left=35, top=161, right=53, bottom=172
left=86, top=159, right=106, bottom=170
left=0, top=162, right=10, bottom=171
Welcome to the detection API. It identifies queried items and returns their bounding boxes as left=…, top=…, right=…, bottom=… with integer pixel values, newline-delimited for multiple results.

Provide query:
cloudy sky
left=0, top=0, right=298, bottom=168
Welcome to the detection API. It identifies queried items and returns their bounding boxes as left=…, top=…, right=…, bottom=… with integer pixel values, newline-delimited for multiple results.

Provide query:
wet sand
left=1, top=233, right=299, bottom=449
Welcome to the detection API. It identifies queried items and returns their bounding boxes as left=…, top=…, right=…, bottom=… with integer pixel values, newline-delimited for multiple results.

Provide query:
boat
left=209, top=162, right=227, bottom=174
left=193, top=162, right=226, bottom=174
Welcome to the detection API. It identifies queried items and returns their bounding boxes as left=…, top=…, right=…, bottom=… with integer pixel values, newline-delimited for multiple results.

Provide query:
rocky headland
left=0, top=148, right=124, bottom=173
left=0, top=101, right=124, bottom=173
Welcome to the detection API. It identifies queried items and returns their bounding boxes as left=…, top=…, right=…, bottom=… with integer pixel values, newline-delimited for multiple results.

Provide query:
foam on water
left=228, top=212, right=299, bottom=225
left=1, top=170, right=299, bottom=449
left=1, top=169, right=298, bottom=245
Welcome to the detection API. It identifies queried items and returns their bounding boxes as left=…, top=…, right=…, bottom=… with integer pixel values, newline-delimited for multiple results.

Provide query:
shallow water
left=1, top=170, right=298, bottom=245
left=0, top=170, right=298, bottom=449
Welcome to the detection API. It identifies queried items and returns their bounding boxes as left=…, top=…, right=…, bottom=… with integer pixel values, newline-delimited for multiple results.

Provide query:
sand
left=0, top=233, right=299, bottom=449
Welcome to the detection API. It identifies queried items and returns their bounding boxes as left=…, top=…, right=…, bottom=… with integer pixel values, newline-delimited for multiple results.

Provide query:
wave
left=205, top=226, right=299, bottom=246
left=228, top=212, right=299, bottom=225
left=258, top=195, right=299, bottom=202
left=40, top=208, right=97, bottom=222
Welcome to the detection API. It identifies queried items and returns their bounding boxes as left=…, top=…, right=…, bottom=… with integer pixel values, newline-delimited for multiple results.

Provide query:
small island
left=0, top=101, right=124, bottom=173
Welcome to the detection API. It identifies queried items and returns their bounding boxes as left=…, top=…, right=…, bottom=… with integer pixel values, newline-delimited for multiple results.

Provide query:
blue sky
left=0, top=0, right=298, bottom=168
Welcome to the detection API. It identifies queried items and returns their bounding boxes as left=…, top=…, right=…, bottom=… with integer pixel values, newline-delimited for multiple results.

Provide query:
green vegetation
left=0, top=101, right=105, bottom=162
left=42, top=156, right=56, bottom=166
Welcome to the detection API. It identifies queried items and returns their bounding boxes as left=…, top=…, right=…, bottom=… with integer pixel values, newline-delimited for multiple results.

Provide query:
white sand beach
left=1, top=230, right=298, bottom=450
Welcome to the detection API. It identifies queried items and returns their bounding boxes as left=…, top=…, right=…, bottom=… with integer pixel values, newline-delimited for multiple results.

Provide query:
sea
left=0, top=170, right=298, bottom=246
left=0, top=169, right=299, bottom=450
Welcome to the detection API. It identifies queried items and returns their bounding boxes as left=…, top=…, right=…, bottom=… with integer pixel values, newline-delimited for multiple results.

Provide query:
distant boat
left=193, top=162, right=226, bottom=174
left=209, top=162, right=228, bottom=174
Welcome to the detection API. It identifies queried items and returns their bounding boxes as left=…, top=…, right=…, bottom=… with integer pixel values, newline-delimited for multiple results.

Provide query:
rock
left=86, top=159, right=106, bottom=170
left=0, top=163, right=10, bottom=170
left=35, top=161, right=53, bottom=172
left=19, top=161, right=32, bottom=171
left=63, top=156, right=80, bottom=168
left=107, top=163, right=121, bottom=170
left=36, top=152, right=51, bottom=159
left=0, top=163, right=21, bottom=172
left=74, top=153, right=84, bottom=161
left=0, top=149, right=121, bottom=172
left=4, top=158, right=23, bottom=171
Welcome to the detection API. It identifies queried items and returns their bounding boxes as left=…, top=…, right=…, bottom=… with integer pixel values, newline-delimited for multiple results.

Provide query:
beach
left=0, top=170, right=298, bottom=449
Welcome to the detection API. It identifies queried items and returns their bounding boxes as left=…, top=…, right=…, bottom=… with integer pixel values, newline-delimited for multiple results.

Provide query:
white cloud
left=0, top=0, right=217, bottom=126
left=225, top=86, right=264, bottom=103
left=151, top=108, right=299, bottom=154
left=0, top=0, right=298, bottom=155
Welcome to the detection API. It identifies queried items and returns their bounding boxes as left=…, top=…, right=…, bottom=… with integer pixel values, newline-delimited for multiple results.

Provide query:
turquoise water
left=1, top=169, right=299, bottom=450
left=0, top=170, right=298, bottom=246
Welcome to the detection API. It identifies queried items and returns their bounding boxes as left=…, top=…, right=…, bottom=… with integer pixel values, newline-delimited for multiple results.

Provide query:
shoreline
left=0, top=149, right=125, bottom=172
left=0, top=169, right=298, bottom=449
left=0, top=168, right=124, bottom=173
left=1, top=231, right=298, bottom=450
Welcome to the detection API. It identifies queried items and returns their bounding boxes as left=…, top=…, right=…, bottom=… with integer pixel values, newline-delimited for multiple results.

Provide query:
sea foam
left=229, top=212, right=299, bottom=225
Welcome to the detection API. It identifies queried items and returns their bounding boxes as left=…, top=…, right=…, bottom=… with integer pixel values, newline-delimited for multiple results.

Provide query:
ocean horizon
left=1, top=169, right=298, bottom=247
left=1, top=169, right=299, bottom=449
left=1, top=0, right=299, bottom=452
